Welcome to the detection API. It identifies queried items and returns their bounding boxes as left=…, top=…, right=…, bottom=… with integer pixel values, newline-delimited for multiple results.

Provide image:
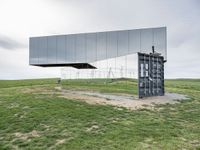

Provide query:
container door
left=138, top=53, right=164, bottom=98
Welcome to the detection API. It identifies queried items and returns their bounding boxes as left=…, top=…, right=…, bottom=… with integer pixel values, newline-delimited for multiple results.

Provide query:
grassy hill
left=0, top=78, right=200, bottom=149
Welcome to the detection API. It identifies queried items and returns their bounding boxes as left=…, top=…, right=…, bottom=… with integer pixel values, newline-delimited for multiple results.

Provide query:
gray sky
left=0, top=0, right=200, bottom=79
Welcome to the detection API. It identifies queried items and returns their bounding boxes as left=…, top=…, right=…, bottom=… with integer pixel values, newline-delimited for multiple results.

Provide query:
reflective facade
left=29, top=27, right=167, bottom=66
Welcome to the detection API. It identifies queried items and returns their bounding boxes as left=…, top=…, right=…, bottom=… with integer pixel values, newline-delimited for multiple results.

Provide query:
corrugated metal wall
left=138, top=53, right=164, bottom=98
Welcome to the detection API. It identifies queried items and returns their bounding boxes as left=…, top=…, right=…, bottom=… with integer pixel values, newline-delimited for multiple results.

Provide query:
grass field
left=0, top=78, right=200, bottom=149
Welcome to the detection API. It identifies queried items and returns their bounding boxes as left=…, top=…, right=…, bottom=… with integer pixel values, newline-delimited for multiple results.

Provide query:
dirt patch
left=7, top=103, right=19, bottom=109
left=55, top=86, right=62, bottom=91
left=22, top=106, right=30, bottom=109
left=14, top=130, right=40, bottom=141
left=19, top=86, right=58, bottom=95
left=22, top=86, right=188, bottom=110
left=56, top=139, right=66, bottom=145
left=14, top=111, right=27, bottom=119
left=59, top=88, right=188, bottom=110
left=40, top=123, right=50, bottom=131
left=190, top=140, right=200, bottom=147
left=86, top=125, right=99, bottom=132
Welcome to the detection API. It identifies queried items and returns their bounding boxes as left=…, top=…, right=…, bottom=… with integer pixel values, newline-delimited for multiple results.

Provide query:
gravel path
left=57, top=87, right=188, bottom=110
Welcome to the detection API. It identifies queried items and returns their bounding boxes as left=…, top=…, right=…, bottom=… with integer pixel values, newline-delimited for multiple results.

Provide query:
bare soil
left=14, top=130, right=40, bottom=141
left=58, top=87, right=188, bottom=110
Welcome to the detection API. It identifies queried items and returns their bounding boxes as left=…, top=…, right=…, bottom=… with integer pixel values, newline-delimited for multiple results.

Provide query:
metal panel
left=30, top=37, right=38, bottom=64
left=153, top=27, right=167, bottom=60
left=107, top=31, right=118, bottom=58
left=129, top=29, right=141, bottom=54
left=38, top=37, right=47, bottom=64
left=57, top=35, right=66, bottom=63
left=140, top=28, right=153, bottom=53
left=38, top=37, right=42, bottom=64
left=29, top=38, right=34, bottom=64
left=29, top=27, right=167, bottom=66
left=138, top=53, right=164, bottom=98
left=115, top=55, right=126, bottom=78
left=75, top=34, right=86, bottom=62
left=118, top=30, right=129, bottom=56
left=107, top=57, right=116, bottom=78
left=47, top=36, right=57, bottom=64
left=86, top=33, right=97, bottom=62
left=97, top=32, right=107, bottom=61
left=66, top=34, right=76, bottom=63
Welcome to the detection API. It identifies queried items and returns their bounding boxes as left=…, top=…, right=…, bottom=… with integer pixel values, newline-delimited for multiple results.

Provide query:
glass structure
left=29, top=27, right=167, bottom=97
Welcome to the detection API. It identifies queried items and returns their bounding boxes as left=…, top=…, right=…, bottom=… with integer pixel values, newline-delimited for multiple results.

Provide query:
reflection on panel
left=129, top=29, right=140, bottom=54
left=94, top=59, right=108, bottom=78
left=97, top=32, right=107, bottom=61
left=66, top=35, right=76, bottom=63
left=118, top=31, right=128, bottom=57
left=90, top=61, right=98, bottom=78
left=38, top=37, right=47, bottom=64
left=38, top=37, right=42, bottom=64
left=86, top=33, right=97, bottom=62
left=57, top=35, right=66, bottom=63
left=107, top=31, right=117, bottom=58
left=29, top=38, right=34, bottom=64
left=60, top=54, right=138, bottom=79
left=115, top=56, right=126, bottom=78
left=127, top=54, right=138, bottom=78
left=153, top=27, right=167, bottom=60
left=47, top=36, right=57, bottom=64
left=30, top=27, right=167, bottom=66
left=30, top=38, right=38, bottom=64
left=107, top=57, right=116, bottom=78
left=140, top=28, right=153, bottom=53
left=76, top=34, right=86, bottom=62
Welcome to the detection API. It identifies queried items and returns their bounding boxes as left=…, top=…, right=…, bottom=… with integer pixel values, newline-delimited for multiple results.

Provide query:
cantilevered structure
left=29, top=27, right=167, bottom=98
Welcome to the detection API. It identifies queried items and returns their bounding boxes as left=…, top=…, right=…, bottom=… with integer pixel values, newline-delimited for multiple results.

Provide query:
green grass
left=0, top=78, right=200, bottom=149
left=0, top=78, right=57, bottom=89
left=61, top=78, right=138, bottom=95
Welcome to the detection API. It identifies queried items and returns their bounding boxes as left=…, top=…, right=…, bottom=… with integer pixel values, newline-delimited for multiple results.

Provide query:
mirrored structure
left=29, top=27, right=167, bottom=98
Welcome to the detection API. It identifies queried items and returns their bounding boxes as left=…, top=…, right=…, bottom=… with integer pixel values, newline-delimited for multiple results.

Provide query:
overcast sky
left=0, top=0, right=199, bottom=79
